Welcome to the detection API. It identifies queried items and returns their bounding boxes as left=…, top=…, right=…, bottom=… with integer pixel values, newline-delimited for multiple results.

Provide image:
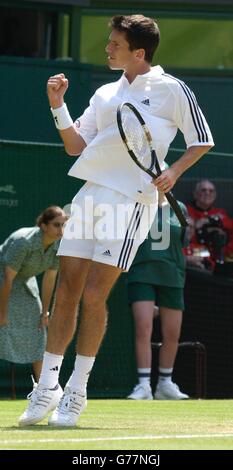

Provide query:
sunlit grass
left=0, top=399, right=233, bottom=450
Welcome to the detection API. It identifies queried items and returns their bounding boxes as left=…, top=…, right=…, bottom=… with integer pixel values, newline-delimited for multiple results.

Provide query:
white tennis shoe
left=48, top=386, right=87, bottom=427
left=127, top=383, right=153, bottom=400
left=154, top=381, right=189, bottom=400
left=18, top=383, right=63, bottom=426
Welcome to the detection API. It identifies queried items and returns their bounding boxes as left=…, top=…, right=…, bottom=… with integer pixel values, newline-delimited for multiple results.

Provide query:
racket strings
left=122, top=110, right=152, bottom=168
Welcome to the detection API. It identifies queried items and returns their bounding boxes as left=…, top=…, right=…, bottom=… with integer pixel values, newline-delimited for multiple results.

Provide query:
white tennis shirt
left=68, top=65, right=214, bottom=205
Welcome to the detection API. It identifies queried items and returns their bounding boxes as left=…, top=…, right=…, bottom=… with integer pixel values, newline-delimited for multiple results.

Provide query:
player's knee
left=82, top=286, right=107, bottom=310
left=56, top=276, right=80, bottom=305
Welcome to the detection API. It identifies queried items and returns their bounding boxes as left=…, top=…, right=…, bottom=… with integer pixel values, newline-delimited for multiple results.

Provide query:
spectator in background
left=187, top=180, right=233, bottom=269
left=0, top=206, right=67, bottom=381
left=183, top=217, right=214, bottom=271
left=127, top=194, right=189, bottom=400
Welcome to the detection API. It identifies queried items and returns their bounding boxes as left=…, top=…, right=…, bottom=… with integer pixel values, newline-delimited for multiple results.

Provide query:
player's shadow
left=2, top=425, right=131, bottom=431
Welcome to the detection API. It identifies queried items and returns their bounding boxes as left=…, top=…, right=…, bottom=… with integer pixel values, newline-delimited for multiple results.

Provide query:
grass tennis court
left=0, top=399, right=233, bottom=450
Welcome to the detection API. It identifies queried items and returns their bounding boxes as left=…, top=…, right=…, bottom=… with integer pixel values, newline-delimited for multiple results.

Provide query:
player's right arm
left=47, top=73, right=87, bottom=156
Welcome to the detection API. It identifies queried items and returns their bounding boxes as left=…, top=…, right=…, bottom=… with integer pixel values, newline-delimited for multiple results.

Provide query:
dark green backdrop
left=1, top=57, right=233, bottom=157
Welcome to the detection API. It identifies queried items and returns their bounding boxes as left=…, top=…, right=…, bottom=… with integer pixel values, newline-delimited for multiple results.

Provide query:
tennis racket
left=117, top=102, right=188, bottom=227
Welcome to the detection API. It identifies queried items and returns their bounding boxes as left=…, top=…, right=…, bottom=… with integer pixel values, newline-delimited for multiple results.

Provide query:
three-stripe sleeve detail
left=163, top=73, right=209, bottom=143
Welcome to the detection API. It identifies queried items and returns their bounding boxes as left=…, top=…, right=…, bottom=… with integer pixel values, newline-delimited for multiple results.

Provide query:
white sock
left=158, top=367, right=173, bottom=384
left=138, top=368, right=151, bottom=386
left=39, top=351, right=63, bottom=389
left=66, top=353, right=95, bottom=395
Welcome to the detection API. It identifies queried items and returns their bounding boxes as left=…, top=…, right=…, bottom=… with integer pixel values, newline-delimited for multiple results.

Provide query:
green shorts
left=128, top=282, right=184, bottom=310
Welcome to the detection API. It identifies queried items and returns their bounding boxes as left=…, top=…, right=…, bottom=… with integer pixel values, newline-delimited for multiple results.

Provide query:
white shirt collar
left=121, top=65, right=164, bottom=85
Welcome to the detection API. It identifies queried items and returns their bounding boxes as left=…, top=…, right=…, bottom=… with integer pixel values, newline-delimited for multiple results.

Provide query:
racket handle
left=153, top=156, right=188, bottom=227
left=165, top=191, right=189, bottom=227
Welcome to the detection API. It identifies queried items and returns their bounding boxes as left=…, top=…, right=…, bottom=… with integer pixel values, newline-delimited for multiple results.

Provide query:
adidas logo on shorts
left=102, top=249, right=112, bottom=256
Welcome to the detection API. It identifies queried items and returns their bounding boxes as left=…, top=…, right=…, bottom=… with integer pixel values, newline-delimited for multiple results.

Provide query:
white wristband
left=51, top=103, right=73, bottom=130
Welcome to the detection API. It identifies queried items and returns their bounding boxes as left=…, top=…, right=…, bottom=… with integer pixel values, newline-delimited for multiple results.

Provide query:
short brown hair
left=36, top=205, right=65, bottom=226
left=109, top=14, right=160, bottom=63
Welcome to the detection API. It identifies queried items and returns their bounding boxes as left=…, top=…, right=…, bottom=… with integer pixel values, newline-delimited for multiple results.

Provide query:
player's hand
left=47, top=73, right=69, bottom=109
left=153, top=167, right=177, bottom=193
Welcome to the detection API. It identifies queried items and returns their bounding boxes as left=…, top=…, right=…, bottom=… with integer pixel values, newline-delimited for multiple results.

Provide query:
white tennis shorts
left=58, top=182, right=157, bottom=271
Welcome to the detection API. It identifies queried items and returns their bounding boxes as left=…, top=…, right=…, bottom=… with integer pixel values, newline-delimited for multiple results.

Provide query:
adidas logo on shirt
left=50, top=366, right=59, bottom=371
left=141, top=98, right=150, bottom=106
left=102, top=249, right=112, bottom=256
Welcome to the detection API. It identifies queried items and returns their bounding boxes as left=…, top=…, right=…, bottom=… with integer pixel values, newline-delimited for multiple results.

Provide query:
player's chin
left=108, top=60, right=120, bottom=70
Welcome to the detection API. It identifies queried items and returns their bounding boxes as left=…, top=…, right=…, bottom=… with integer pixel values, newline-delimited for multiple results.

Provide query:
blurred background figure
left=127, top=195, right=189, bottom=400
left=0, top=206, right=67, bottom=381
left=187, top=180, right=233, bottom=271
left=183, top=217, right=214, bottom=271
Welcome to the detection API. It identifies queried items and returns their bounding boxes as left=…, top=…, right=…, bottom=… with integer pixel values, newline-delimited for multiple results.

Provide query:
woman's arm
left=41, top=269, right=58, bottom=317
left=39, top=269, right=58, bottom=329
left=0, top=266, right=17, bottom=326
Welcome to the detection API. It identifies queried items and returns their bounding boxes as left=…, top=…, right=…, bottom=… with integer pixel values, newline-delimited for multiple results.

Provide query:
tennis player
left=19, top=14, right=214, bottom=427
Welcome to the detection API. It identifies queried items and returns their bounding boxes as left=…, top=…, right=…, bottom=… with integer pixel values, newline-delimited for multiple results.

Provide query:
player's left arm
left=155, top=145, right=212, bottom=192
left=156, top=81, right=214, bottom=192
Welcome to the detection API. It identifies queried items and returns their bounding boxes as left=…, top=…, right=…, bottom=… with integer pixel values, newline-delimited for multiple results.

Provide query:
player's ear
left=135, top=48, right=145, bottom=61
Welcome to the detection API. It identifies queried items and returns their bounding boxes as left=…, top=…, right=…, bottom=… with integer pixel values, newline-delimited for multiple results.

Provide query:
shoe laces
left=132, top=384, right=142, bottom=393
left=133, top=383, right=148, bottom=392
left=26, top=376, right=52, bottom=410
left=57, top=389, right=85, bottom=416
left=159, top=380, right=178, bottom=390
left=26, top=376, right=38, bottom=406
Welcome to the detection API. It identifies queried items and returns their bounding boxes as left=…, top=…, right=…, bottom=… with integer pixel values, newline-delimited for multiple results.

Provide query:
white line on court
left=1, top=433, right=233, bottom=445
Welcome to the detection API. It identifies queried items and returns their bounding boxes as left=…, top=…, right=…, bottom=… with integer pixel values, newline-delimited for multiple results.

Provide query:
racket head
left=117, top=102, right=156, bottom=175
left=117, top=103, right=188, bottom=227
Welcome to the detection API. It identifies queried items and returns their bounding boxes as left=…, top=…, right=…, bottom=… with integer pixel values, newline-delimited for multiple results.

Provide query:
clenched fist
left=47, top=73, right=69, bottom=109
